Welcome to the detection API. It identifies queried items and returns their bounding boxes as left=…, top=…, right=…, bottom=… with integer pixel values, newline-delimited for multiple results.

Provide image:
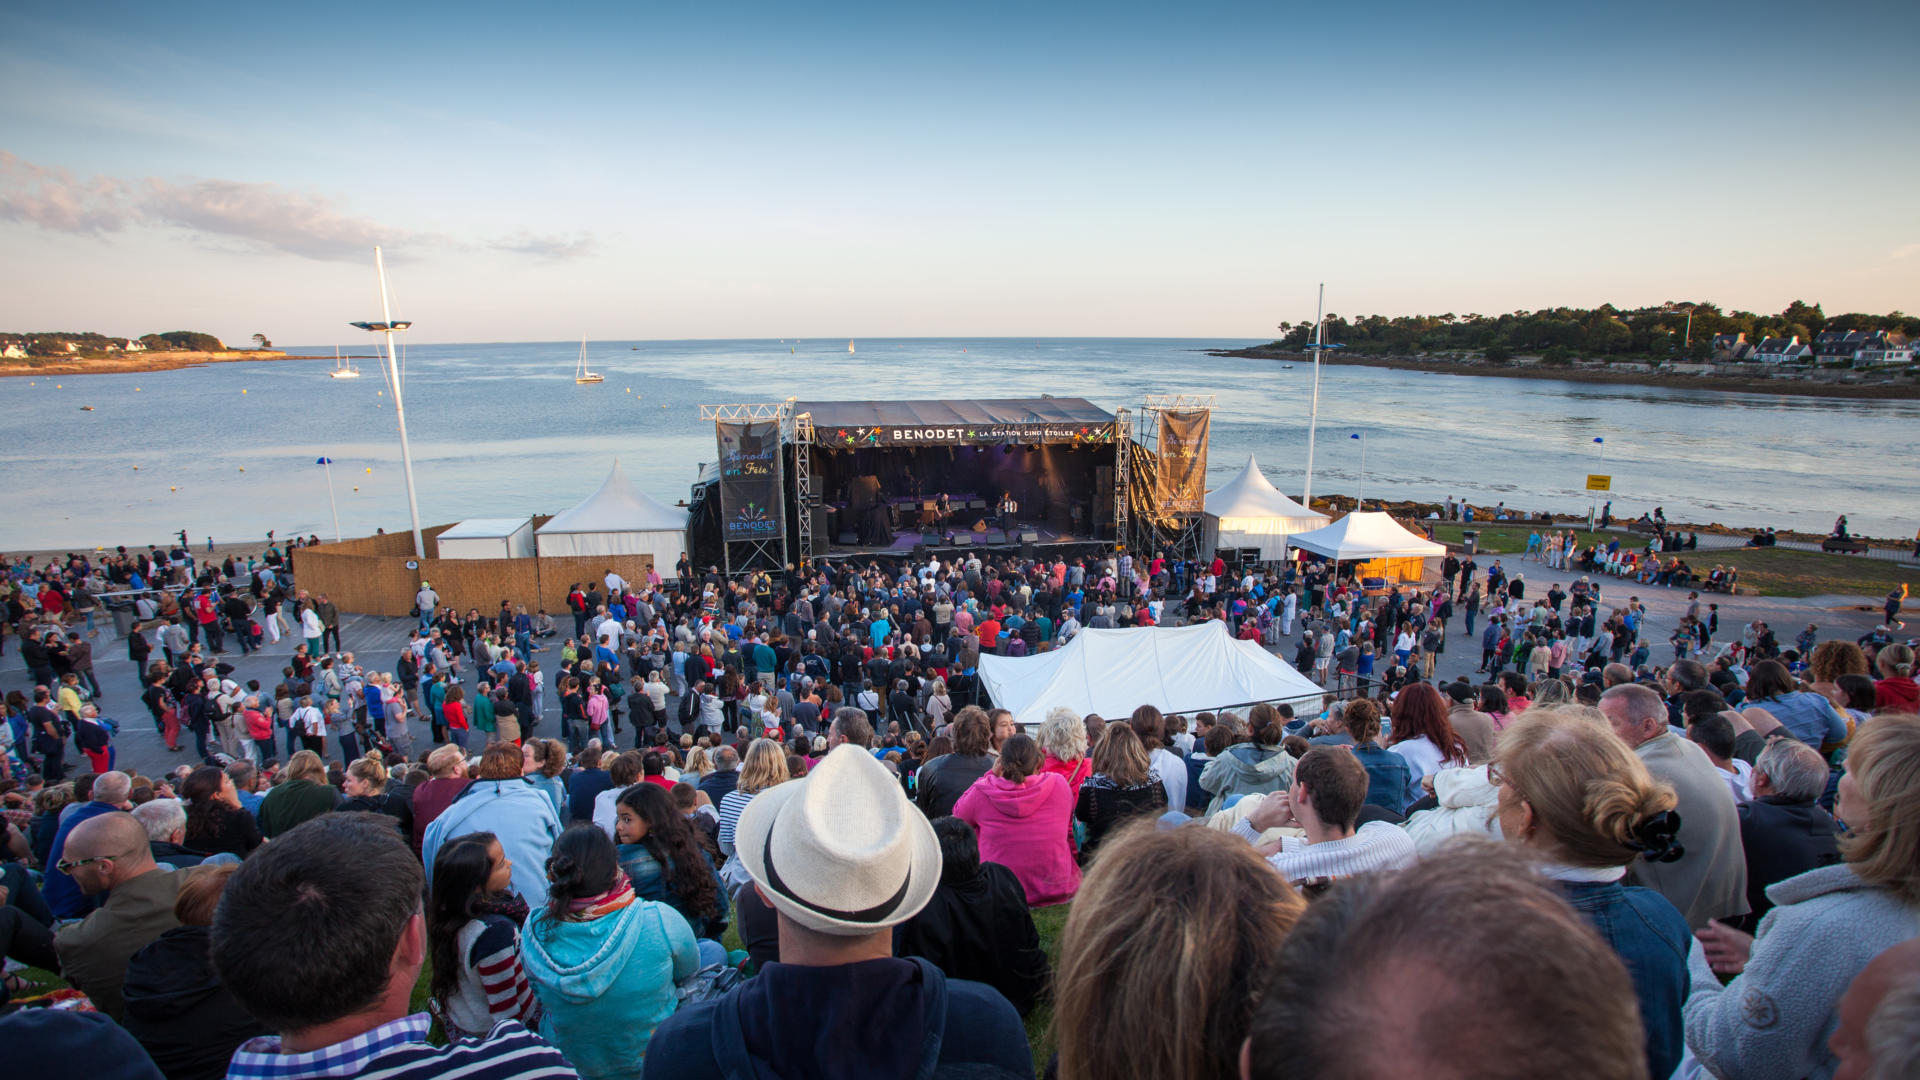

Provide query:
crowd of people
left=0, top=536, right=1918, bottom=1079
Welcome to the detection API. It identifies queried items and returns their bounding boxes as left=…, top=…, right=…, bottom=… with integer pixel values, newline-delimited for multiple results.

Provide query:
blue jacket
left=644, top=957, right=1031, bottom=1080
left=618, top=843, right=726, bottom=940
left=422, top=778, right=563, bottom=908
left=1559, top=878, right=1691, bottom=1080
left=522, top=898, right=699, bottom=1080
left=1351, top=745, right=1413, bottom=814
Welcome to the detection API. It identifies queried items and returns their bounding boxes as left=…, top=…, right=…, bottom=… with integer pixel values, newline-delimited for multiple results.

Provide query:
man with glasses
left=53, top=812, right=196, bottom=1021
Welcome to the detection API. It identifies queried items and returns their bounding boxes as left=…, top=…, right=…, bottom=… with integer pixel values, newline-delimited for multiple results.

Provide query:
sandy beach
left=0, top=349, right=354, bottom=378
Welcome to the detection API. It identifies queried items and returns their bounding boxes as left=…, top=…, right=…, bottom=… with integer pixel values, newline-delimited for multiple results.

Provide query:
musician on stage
left=998, top=490, right=1019, bottom=533
left=933, top=491, right=951, bottom=530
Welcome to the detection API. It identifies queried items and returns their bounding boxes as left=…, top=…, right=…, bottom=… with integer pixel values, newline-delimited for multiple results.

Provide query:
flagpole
left=1302, top=282, right=1325, bottom=509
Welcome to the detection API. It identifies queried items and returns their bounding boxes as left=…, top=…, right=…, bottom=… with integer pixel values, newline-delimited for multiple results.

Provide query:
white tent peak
left=978, top=621, right=1324, bottom=726
left=538, top=459, right=687, bottom=534
left=1206, top=455, right=1323, bottom=520
left=1286, top=510, right=1445, bottom=560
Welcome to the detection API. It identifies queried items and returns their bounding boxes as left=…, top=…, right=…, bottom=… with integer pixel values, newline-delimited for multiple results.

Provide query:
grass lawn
left=1428, top=524, right=1912, bottom=599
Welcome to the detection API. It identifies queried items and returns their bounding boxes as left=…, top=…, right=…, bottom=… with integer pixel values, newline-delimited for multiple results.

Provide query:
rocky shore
left=1210, top=346, right=1920, bottom=400
left=0, top=349, right=306, bottom=378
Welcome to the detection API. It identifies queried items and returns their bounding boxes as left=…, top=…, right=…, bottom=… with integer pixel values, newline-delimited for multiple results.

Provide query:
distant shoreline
left=1209, top=346, right=1920, bottom=400
left=0, top=350, right=338, bottom=378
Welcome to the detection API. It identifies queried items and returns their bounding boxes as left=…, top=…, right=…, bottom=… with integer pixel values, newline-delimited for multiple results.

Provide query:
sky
left=1, top=0, right=1915, bottom=345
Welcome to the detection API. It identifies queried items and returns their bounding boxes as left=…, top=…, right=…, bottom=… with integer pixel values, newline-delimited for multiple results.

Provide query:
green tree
left=1782, top=300, right=1825, bottom=334
left=1585, top=317, right=1632, bottom=354
left=251, top=333, right=272, bottom=349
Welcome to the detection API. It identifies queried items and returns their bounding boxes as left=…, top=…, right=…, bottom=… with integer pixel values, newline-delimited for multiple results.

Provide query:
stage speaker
left=811, top=505, right=831, bottom=545
left=1017, top=530, right=1040, bottom=543
left=837, top=531, right=858, bottom=545
left=912, top=543, right=928, bottom=561
left=1021, top=540, right=1036, bottom=561
left=952, top=534, right=972, bottom=546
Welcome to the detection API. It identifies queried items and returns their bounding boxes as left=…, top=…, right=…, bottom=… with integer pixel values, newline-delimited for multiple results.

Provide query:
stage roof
left=797, top=398, right=1116, bottom=447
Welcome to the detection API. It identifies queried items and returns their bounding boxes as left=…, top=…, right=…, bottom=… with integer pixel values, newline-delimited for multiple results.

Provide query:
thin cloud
left=0, top=150, right=593, bottom=262
left=1891, top=242, right=1920, bottom=261
left=490, top=230, right=597, bottom=260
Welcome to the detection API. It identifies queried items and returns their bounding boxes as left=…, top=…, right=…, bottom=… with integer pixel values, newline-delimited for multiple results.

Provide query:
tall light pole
left=316, top=457, right=342, bottom=542
left=352, top=246, right=425, bottom=558
left=1301, top=283, right=1325, bottom=509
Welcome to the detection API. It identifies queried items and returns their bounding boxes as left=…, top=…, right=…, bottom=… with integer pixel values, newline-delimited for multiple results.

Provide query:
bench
left=1821, top=537, right=1870, bottom=554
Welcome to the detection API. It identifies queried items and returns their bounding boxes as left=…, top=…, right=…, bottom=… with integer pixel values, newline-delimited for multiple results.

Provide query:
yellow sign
left=1586, top=474, right=1612, bottom=492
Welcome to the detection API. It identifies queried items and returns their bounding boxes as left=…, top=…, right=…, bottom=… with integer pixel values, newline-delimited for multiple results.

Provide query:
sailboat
left=575, top=337, right=604, bottom=384
left=847, top=340, right=855, bottom=354
left=329, top=346, right=361, bottom=379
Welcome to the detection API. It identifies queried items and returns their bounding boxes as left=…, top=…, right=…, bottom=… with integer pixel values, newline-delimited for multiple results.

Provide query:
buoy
left=626, top=387, right=631, bottom=392
left=241, top=389, right=247, bottom=394
left=134, top=387, right=141, bottom=391
left=238, top=467, right=245, bottom=472
left=169, top=486, right=177, bottom=491
left=365, top=467, right=373, bottom=473
left=352, top=486, right=359, bottom=492
left=55, top=383, right=61, bottom=388
left=132, top=466, right=138, bottom=470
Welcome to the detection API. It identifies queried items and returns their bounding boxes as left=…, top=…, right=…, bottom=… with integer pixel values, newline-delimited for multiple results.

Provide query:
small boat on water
left=329, top=346, right=361, bottom=378
left=575, top=336, right=604, bottom=383
left=1282, top=364, right=1294, bottom=370
left=847, top=340, right=855, bottom=354
left=79, top=405, right=94, bottom=411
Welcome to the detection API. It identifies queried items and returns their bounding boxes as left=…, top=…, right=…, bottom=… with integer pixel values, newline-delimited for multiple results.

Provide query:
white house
left=1, top=343, right=26, bottom=359
left=1710, top=332, right=1752, bottom=361
left=123, top=339, right=146, bottom=351
left=1855, top=334, right=1914, bottom=366
left=1750, top=335, right=1812, bottom=364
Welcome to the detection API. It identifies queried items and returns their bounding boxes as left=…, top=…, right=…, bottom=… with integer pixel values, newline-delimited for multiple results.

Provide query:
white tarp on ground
left=535, top=460, right=689, bottom=564
left=979, top=621, right=1325, bottom=727
left=1203, top=454, right=1331, bottom=561
left=1285, top=510, right=1446, bottom=560
left=436, top=517, right=536, bottom=560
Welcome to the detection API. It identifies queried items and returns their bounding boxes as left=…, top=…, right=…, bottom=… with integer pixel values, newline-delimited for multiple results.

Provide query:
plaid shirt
left=227, top=1013, right=575, bottom=1080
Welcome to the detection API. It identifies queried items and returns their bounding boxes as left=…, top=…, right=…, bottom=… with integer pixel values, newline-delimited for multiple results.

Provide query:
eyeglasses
left=55, top=854, right=115, bottom=874
left=1485, top=760, right=1507, bottom=787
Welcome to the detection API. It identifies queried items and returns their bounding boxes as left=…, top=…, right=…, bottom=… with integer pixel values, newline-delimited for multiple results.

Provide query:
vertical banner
left=716, top=420, right=786, bottom=543
left=1155, top=408, right=1210, bottom=512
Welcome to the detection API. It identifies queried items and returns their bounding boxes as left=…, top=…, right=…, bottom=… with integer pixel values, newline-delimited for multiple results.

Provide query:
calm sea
left=3, top=337, right=1915, bottom=550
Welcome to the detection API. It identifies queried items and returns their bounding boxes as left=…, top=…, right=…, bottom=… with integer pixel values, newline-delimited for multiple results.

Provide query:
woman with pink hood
left=954, top=733, right=1080, bottom=905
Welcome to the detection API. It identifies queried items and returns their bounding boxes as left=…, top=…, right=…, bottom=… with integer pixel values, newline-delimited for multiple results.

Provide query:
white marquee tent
left=1203, top=454, right=1331, bottom=560
left=978, top=621, right=1325, bottom=727
left=1284, top=510, right=1446, bottom=560
left=535, top=460, right=689, bottom=564
left=436, top=517, right=535, bottom=560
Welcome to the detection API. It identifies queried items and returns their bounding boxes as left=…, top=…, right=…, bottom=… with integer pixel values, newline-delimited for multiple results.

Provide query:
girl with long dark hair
left=521, top=824, right=703, bottom=1079
left=182, top=764, right=262, bottom=857
left=614, top=782, right=724, bottom=938
left=427, top=832, right=540, bottom=1039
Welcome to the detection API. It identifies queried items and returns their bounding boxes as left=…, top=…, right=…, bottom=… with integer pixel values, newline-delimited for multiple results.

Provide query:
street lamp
left=351, top=246, right=425, bottom=559
left=1350, top=431, right=1366, bottom=510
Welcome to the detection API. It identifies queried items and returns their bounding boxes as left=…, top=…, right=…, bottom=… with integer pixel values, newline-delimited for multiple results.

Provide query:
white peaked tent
left=535, top=460, right=689, bottom=564
left=1285, top=511, right=1446, bottom=560
left=978, top=621, right=1325, bottom=727
left=1204, top=454, right=1331, bottom=560
left=436, top=517, right=535, bottom=560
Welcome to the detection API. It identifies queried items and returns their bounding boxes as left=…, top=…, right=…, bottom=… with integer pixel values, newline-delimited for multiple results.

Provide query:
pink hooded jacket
left=953, top=771, right=1080, bottom=905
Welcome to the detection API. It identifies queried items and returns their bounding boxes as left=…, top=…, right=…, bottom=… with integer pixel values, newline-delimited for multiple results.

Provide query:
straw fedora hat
left=733, top=744, right=940, bottom=936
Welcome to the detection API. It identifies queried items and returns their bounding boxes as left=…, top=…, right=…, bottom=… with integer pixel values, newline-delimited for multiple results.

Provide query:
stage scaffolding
left=1131, top=393, right=1215, bottom=559
left=699, top=401, right=795, bottom=577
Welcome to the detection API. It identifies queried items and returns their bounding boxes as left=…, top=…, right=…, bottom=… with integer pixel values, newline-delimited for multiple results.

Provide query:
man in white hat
left=645, top=745, right=1032, bottom=1079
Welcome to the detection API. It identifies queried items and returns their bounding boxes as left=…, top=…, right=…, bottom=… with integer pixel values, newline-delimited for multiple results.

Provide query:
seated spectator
left=1197, top=703, right=1294, bottom=816
left=1342, top=699, right=1412, bottom=814
left=426, top=832, right=542, bottom=1041
left=1743, top=659, right=1848, bottom=751
left=0, top=1010, right=166, bottom=1080
left=893, top=817, right=1049, bottom=1017
left=954, top=734, right=1079, bottom=905
left=214, top=814, right=573, bottom=1080
left=130, top=798, right=204, bottom=869
left=53, top=812, right=197, bottom=1020
left=1035, top=706, right=1092, bottom=801
left=1685, top=712, right=1752, bottom=804
left=1245, top=843, right=1647, bottom=1080
left=423, top=742, right=564, bottom=909
left=613, top=782, right=726, bottom=940
left=592, top=750, right=645, bottom=837
left=1732, top=738, right=1842, bottom=932
left=646, top=746, right=1032, bottom=1079
left=43, top=769, right=134, bottom=919
left=1073, top=723, right=1167, bottom=856
left=566, top=743, right=612, bottom=823
left=1492, top=708, right=1693, bottom=1079
left=122, top=864, right=266, bottom=1080
left=338, top=751, right=414, bottom=837
left=256, top=750, right=336, bottom=839
left=1234, top=746, right=1418, bottom=889
left=409, top=744, right=471, bottom=857
left=1686, top=714, right=1920, bottom=1079
left=1053, top=821, right=1303, bottom=1080
left=1828, top=938, right=1920, bottom=1080
left=914, top=706, right=994, bottom=818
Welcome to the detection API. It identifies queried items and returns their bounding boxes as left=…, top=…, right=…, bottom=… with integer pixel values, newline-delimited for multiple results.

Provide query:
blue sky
left=2, top=0, right=1914, bottom=344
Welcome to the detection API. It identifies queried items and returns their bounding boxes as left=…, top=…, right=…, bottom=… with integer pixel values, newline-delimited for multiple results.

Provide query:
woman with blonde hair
left=339, top=749, right=414, bottom=836
left=1686, top=714, right=1920, bottom=1080
left=1073, top=722, right=1166, bottom=855
left=1036, top=705, right=1092, bottom=799
left=716, top=737, right=787, bottom=858
left=681, top=744, right=714, bottom=781
left=257, top=749, right=336, bottom=838
left=1051, top=820, right=1304, bottom=1080
left=925, top=678, right=953, bottom=727
left=1493, top=709, right=1691, bottom=1079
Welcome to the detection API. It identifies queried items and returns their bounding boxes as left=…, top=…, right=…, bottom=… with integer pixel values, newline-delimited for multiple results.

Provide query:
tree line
left=1, top=330, right=226, bottom=355
left=1269, top=300, right=1918, bottom=361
